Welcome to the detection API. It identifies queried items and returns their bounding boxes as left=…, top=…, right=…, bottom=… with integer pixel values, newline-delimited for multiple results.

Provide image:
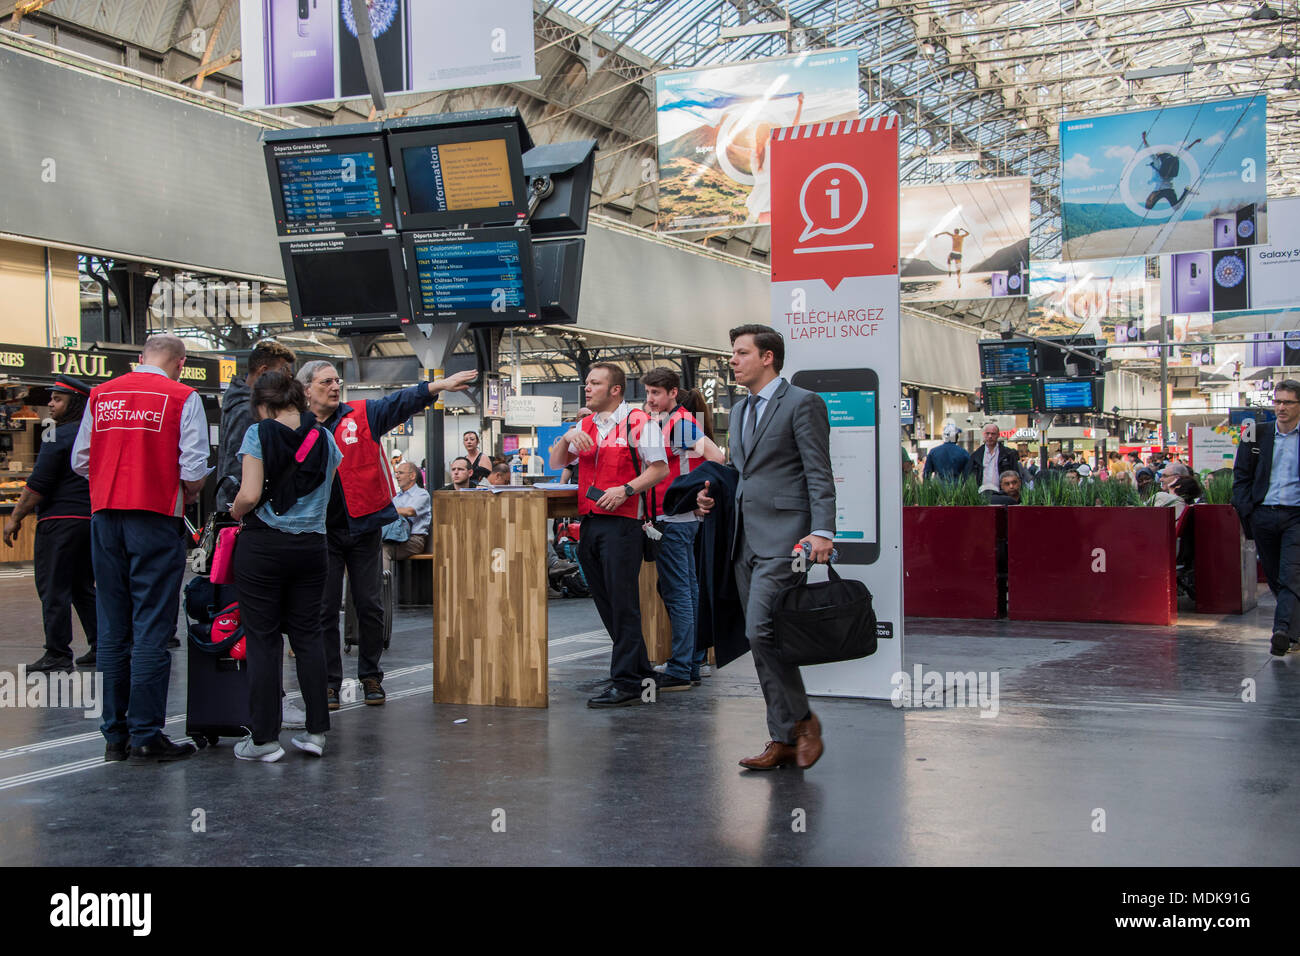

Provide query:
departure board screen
left=403, top=226, right=537, bottom=324
left=979, top=340, right=1037, bottom=378
left=1042, top=377, right=1101, bottom=412
left=264, top=135, right=395, bottom=236
left=983, top=379, right=1036, bottom=415
left=280, top=235, right=407, bottom=334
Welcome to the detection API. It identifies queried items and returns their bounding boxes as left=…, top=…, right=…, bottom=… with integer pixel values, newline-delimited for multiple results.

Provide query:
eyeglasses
left=315, top=377, right=343, bottom=387
left=1273, top=399, right=1298, bottom=407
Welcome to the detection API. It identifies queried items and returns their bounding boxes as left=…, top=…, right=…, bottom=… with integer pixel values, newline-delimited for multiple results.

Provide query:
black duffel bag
left=773, top=564, right=877, bottom=667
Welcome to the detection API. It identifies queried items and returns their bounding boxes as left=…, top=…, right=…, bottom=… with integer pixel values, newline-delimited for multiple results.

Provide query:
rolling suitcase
left=184, top=577, right=253, bottom=748
left=343, top=568, right=393, bottom=654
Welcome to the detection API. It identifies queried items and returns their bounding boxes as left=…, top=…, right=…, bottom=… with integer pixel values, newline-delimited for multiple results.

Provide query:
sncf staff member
left=297, top=361, right=476, bottom=708
left=3, top=374, right=98, bottom=673
left=72, top=335, right=208, bottom=764
left=550, top=362, right=668, bottom=708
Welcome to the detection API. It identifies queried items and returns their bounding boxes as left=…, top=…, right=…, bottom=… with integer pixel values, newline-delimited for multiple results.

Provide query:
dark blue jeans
left=91, top=510, right=186, bottom=747
left=1252, top=505, right=1300, bottom=641
left=655, top=520, right=702, bottom=681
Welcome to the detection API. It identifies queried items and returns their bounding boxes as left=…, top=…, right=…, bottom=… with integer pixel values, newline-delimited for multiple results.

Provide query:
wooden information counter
left=430, top=488, right=671, bottom=708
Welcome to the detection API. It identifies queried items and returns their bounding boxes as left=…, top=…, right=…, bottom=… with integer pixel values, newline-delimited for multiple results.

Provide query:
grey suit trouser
left=735, top=539, right=809, bottom=744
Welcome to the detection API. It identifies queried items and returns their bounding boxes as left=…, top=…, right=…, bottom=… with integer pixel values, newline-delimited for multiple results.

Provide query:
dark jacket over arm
left=1233, top=428, right=1273, bottom=536
left=662, top=461, right=748, bottom=668
left=215, top=376, right=251, bottom=510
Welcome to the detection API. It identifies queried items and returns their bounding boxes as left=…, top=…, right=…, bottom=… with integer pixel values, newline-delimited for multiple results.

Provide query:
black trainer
left=104, top=741, right=128, bottom=763
left=362, top=678, right=386, bottom=705
left=1271, top=632, right=1290, bottom=656
left=75, top=648, right=96, bottom=667
left=129, top=734, right=197, bottom=763
left=655, top=673, right=693, bottom=693
left=587, top=685, right=644, bottom=708
left=327, top=687, right=340, bottom=711
left=28, top=653, right=73, bottom=673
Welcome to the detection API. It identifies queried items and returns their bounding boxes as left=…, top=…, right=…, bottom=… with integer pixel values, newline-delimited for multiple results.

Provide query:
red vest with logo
left=332, top=400, right=398, bottom=518
left=576, top=408, right=650, bottom=520
left=649, top=405, right=700, bottom=517
left=88, top=370, right=193, bottom=515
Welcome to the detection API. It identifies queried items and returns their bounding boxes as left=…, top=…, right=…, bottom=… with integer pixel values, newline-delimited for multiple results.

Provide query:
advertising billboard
left=899, top=178, right=1030, bottom=302
left=1059, top=96, right=1267, bottom=259
left=239, top=0, right=537, bottom=109
left=1029, top=256, right=1153, bottom=351
left=654, top=49, right=859, bottom=232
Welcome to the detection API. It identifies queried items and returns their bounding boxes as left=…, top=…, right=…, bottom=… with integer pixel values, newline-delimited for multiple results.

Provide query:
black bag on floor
left=344, top=568, right=393, bottom=652
left=773, top=564, right=877, bottom=667
left=184, top=576, right=252, bottom=748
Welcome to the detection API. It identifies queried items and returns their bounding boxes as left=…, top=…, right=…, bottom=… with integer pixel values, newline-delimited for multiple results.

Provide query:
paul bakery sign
left=0, top=343, right=219, bottom=391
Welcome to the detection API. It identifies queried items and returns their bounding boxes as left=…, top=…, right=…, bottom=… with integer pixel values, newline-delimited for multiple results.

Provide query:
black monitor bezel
left=1039, top=376, right=1103, bottom=414
left=402, top=225, right=539, bottom=327
left=981, top=378, right=1038, bottom=415
left=978, top=338, right=1039, bottom=379
left=1038, top=334, right=1101, bottom=377
left=280, top=234, right=409, bottom=335
left=389, top=123, right=529, bottom=232
left=263, top=133, right=396, bottom=237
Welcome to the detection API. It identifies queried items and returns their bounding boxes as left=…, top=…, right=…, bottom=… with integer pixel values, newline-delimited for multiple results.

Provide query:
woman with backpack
left=228, top=370, right=342, bottom=762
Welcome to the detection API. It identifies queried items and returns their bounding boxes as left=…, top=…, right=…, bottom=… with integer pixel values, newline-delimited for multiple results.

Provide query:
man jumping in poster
left=1140, top=130, right=1201, bottom=210
left=936, top=227, right=970, bottom=288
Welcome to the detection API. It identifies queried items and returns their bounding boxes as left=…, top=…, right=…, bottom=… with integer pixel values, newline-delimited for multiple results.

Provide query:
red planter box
left=903, top=506, right=1004, bottom=619
left=1007, top=507, right=1176, bottom=626
left=1192, top=504, right=1259, bottom=615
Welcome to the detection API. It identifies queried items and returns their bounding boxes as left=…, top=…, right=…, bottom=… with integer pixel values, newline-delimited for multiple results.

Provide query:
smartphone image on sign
left=1236, top=203, right=1258, bottom=246
left=267, top=0, right=337, bottom=105
left=1170, top=251, right=1211, bottom=314
left=1211, top=248, right=1250, bottom=312
left=789, top=369, right=880, bottom=565
left=1213, top=217, right=1235, bottom=249
left=990, top=273, right=1008, bottom=297
left=339, top=0, right=406, bottom=98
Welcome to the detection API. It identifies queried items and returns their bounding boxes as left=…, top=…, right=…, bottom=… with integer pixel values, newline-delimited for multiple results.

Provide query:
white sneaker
left=234, top=737, right=284, bottom=762
left=699, top=664, right=712, bottom=678
left=291, top=732, right=326, bottom=757
left=652, top=663, right=668, bottom=673
left=282, top=700, right=307, bottom=730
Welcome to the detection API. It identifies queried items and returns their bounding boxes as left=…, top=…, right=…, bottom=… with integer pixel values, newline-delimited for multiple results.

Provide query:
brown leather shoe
left=793, top=711, right=824, bottom=770
left=738, top=741, right=798, bottom=771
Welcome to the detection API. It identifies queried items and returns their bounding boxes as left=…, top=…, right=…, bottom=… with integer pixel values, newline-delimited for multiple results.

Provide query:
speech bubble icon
left=798, top=162, right=869, bottom=243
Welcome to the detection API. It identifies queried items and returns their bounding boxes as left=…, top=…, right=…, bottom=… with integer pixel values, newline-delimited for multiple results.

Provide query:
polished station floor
left=0, top=567, right=1296, bottom=866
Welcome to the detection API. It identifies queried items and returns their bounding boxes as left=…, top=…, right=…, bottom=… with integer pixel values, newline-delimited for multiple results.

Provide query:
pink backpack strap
left=294, top=427, right=321, bottom=464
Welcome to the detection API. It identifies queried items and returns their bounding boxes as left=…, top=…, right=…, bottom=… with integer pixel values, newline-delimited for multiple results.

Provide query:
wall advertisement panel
left=768, top=116, right=902, bottom=701
left=900, top=178, right=1030, bottom=302
left=239, top=0, right=538, bottom=109
left=1059, top=96, right=1267, bottom=260
left=654, top=50, right=859, bottom=232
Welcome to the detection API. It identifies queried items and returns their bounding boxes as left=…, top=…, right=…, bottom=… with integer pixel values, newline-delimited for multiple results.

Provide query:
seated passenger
left=385, top=461, right=431, bottom=561
left=439, top=457, right=475, bottom=491
left=483, top=462, right=512, bottom=487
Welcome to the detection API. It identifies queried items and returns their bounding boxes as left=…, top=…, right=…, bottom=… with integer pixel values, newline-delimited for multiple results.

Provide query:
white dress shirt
left=72, top=364, right=211, bottom=483
left=980, top=444, right=1001, bottom=492
left=567, top=401, right=667, bottom=466
left=742, top=376, right=831, bottom=542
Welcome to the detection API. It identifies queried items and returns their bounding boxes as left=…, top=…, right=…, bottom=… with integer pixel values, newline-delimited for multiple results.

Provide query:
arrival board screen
left=1042, top=378, right=1100, bottom=412
left=405, top=227, right=535, bottom=323
left=983, top=380, right=1036, bottom=414
left=823, top=390, right=877, bottom=546
left=276, top=151, right=385, bottom=232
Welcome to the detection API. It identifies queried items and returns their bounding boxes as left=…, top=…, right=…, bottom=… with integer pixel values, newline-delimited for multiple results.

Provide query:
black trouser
left=233, top=526, right=330, bottom=744
left=577, top=514, right=653, bottom=692
left=34, top=518, right=97, bottom=658
left=1252, top=505, right=1300, bottom=642
left=321, top=527, right=385, bottom=691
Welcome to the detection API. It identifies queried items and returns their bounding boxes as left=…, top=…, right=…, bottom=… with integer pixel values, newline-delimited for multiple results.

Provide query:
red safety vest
left=649, top=405, right=700, bottom=518
left=331, top=400, right=398, bottom=519
left=576, top=408, right=651, bottom=520
left=87, top=370, right=193, bottom=515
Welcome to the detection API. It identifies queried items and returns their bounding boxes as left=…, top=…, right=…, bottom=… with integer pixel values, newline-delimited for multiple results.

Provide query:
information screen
left=983, top=380, right=1036, bottom=415
left=1042, top=377, right=1101, bottom=412
left=390, top=123, right=527, bottom=230
left=264, top=135, right=395, bottom=236
left=280, top=235, right=407, bottom=333
left=979, top=341, right=1036, bottom=378
left=823, top=390, right=877, bottom=546
left=404, top=226, right=537, bottom=324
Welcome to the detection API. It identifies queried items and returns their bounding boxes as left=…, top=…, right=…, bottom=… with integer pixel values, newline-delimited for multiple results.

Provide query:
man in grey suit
left=697, top=324, right=836, bottom=771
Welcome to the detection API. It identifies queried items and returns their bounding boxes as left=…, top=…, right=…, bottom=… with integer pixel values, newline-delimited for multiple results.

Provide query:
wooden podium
left=430, top=489, right=671, bottom=708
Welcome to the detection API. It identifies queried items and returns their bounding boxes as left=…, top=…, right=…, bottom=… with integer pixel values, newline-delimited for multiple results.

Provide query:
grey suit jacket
left=731, top=379, right=836, bottom=559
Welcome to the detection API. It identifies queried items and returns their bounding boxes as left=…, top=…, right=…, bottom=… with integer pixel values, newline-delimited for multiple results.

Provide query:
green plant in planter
left=1202, top=470, right=1234, bottom=505
left=908, top=475, right=986, bottom=506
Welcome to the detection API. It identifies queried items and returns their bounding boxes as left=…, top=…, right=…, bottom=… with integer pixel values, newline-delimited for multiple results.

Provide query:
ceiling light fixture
left=1285, top=76, right=1300, bottom=90
left=1269, top=42, right=1295, bottom=59
left=1123, top=63, right=1194, bottom=81
left=929, top=150, right=981, bottom=164
left=1248, top=3, right=1281, bottom=20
